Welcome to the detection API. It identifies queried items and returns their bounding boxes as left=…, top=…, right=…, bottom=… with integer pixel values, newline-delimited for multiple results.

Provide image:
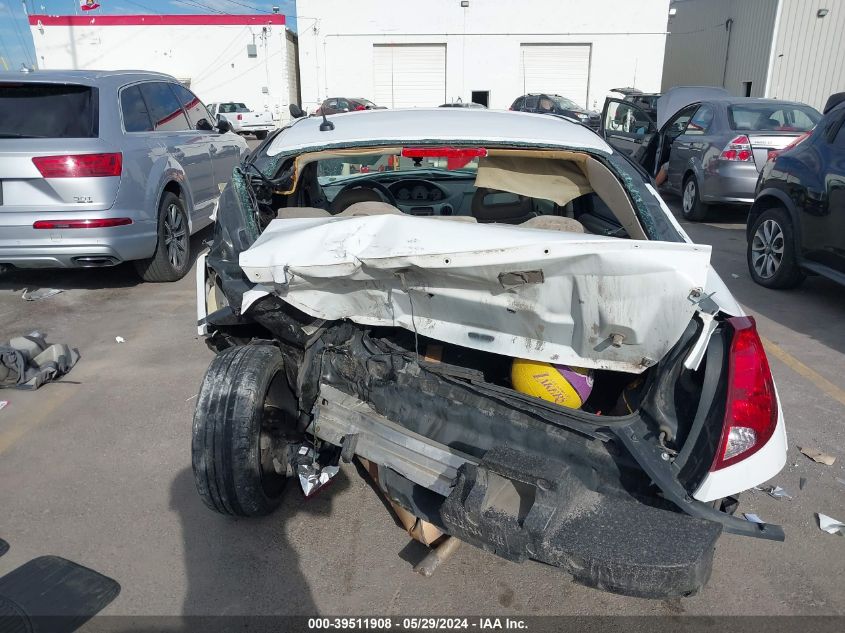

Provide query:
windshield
left=552, top=96, right=580, bottom=110
left=0, top=83, right=97, bottom=138
left=219, top=102, right=250, bottom=113
left=317, top=151, right=480, bottom=185
left=728, top=104, right=820, bottom=132
left=354, top=98, right=376, bottom=108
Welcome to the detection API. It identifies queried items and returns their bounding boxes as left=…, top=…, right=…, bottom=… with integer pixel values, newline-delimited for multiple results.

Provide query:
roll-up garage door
left=519, top=44, right=591, bottom=108
left=373, top=44, right=446, bottom=108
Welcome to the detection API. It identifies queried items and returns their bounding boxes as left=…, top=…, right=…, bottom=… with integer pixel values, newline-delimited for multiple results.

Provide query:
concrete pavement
left=1, top=197, right=844, bottom=617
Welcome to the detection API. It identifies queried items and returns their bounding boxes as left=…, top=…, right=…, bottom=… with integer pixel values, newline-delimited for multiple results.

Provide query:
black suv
left=510, top=93, right=600, bottom=129
left=747, top=93, right=845, bottom=289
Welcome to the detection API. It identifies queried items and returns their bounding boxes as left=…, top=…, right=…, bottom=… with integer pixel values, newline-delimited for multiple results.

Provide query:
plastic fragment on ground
left=22, top=288, right=63, bottom=301
left=799, top=446, right=836, bottom=466
left=0, top=400, right=8, bottom=412
left=817, top=513, right=845, bottom=536
left=744, top=513, right=765, bottom=524
left=762, top=485, right=792, bottom=500
left=115, top=336, right=125, bottom=344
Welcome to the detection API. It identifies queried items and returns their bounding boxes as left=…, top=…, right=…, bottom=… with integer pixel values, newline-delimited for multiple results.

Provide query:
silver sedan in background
left=0, top=70, right=248, bottom=281
left=602, top=87, right=821, bottom=221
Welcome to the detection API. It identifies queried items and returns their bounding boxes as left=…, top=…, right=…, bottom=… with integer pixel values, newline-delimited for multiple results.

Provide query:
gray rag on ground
left=0, top=333, right=79, bottom=390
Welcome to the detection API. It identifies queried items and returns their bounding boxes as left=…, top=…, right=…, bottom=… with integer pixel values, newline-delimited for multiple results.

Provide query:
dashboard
left=389, top=179, right=446, bottom=204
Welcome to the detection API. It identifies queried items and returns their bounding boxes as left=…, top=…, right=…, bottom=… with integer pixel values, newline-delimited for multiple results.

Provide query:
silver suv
left=0, top=70, right=248, bottom=281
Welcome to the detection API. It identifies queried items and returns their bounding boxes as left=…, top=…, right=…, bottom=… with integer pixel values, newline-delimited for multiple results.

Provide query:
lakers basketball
left=511, top=359, right=594, bottom=409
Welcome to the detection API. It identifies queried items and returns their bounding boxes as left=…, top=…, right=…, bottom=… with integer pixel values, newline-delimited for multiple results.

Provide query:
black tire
left=681, top=174, right=710, bottom=221
left=747, top=206, right=805, bottom=289
left=254, top=131, right=268, bottom=140
left=133, top=192, right=191, bottom=282
left=192, top=344, right=292, bottom=517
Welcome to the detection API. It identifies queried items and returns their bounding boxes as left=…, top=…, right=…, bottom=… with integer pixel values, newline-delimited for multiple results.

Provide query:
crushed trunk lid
left=239, top=215, right=712, bottom=374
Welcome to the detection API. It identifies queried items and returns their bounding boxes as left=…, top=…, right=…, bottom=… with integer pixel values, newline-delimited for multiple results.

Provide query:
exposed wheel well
left=683, top=170, right=695, bottom=186
left=747, top=195, right=787, bottom=240
left=163, top=180, right=182, bottom=200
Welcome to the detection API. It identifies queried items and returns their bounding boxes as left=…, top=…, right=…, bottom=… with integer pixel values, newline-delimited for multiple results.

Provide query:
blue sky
left=0, top=0, right=296, bottom=71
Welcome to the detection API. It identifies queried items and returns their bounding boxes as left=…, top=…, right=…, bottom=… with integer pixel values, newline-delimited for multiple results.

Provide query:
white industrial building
left=662, top=0, right=845, bottom=111
left=296, top=0, right=671, bottom=113
left=28, top=14, right=300, bottom=124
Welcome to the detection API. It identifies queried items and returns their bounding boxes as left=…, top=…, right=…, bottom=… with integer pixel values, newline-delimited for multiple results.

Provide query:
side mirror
left=216, top=118, right=232, bottom=133
left=289, top=103, right=306, bottom=119
left=196, top=118, right=214, bottom=131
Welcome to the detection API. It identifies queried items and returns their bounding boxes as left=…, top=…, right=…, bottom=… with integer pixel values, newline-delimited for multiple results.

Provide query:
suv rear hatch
left=0, top=82, right=121, bottom=213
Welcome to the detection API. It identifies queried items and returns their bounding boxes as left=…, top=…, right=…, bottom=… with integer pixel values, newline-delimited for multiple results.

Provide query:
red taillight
left=354, top=104, right=366, bottom=111
left=401, top=146, right=487, bottom=170
left=711, top=316, right=777, bottom=471
left=32, top=153, right=122, bottom=178
left=33, top=218, right=133, bottom=229
left=767, top=130, right=811, bottom=162
left=237, top=114, right=243, bottom=121
left=719, top=135, right=754, bottom=162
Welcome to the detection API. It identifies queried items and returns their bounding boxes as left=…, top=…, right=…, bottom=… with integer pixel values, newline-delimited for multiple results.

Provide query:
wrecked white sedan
left=191, top=107, right=787, bottom=598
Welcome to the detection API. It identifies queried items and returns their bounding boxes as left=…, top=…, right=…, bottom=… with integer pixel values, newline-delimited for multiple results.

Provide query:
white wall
left=29, top=15, right=298, bottom=124
left=769, top=0, right=845, bottom=111
left=296, top=0, right=670, bottom=112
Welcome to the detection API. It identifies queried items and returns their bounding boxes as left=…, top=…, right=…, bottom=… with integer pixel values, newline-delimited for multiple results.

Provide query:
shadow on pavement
left=0, top=228, right=211, bottom=292
left=169, top=466, right=350, bottom=617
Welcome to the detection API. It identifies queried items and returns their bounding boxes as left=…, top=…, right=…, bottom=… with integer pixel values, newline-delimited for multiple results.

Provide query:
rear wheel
left=192, top=344, right=294, bottom=517
left=747, top=206, right=805, bottom=289
left=681, top=175, right=710, bottom=221
left=133, top=192, right=191, bottom=282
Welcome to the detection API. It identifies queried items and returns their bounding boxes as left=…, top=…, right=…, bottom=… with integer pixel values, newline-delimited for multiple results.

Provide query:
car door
left=656, top=104, right=702, bottom=193
left=170, top=84, right=237, bottom=228
left=665, top=104, right=714, bottom=194
left=139, top=81, right=216, bottom=227
left=600, top=98, right=657, bottom=160
left=821, top=112, right=845, bottom=273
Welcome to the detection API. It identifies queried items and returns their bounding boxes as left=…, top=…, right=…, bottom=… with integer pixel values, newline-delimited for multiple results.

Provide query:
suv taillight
left=237, top=114, right=243, bottom=121
left=719, top=135, right=754, bottom=162
left=711, top=316, right=777, bottom=471
left=32, top=153, right=122, bottom=178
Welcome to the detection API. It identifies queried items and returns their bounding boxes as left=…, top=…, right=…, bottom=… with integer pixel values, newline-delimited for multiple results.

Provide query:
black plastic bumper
left=439, top=445, right=722, bottom=598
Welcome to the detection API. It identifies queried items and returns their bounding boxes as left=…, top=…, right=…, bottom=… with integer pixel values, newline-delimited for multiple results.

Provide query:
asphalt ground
left=1, top=179, right=844, bottom=618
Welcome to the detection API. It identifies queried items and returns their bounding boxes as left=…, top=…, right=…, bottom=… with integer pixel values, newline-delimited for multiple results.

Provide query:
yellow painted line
left=761, top=336, right=845, bottom=408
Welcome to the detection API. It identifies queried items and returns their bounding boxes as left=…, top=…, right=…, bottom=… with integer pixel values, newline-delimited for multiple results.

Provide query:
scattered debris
left=115, top=336, right=126, bottom=344
left=762, top=485, right=792, bottom=500
left=414, top=536, right=461, bottom=577
left=799, top=446, right=836, bottom=466
left=295, top=446, right=339, bottom=497
left=1, top=333, right=79, bottom=390
left=185, top=393, right=198, bottom=402
left=731, top=273, right=740, bottom=279
left=0, top=400, right=8, bottom=412
left=21, top=288, right=63, bottom=301
left=799, top=477, right=807, bottom=491
left=816, top=513, right=845, bottom=536
left=744, top=513, right=765, bottom=524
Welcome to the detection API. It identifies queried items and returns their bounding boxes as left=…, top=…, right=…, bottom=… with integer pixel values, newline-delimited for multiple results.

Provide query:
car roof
left=267, top=108, right=610, bottom=157
left=0, top=68, right=178, bottom=85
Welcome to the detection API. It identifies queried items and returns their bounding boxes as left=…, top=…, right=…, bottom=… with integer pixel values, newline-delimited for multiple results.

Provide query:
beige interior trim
left=583, top=156, right=646, bottom=240
left=474, top=155, right=593, bottom=207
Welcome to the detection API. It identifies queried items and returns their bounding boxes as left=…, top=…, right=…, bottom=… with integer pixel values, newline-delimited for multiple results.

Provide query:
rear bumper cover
left=0, top=213, right=157, bottom=268
left=309, top=383, right=781, bottom=599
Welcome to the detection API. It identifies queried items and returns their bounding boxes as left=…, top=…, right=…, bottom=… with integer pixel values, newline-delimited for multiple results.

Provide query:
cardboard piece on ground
left=358, top=457, right=444, bottom=547
left=799, top=446, right=836, bottom=466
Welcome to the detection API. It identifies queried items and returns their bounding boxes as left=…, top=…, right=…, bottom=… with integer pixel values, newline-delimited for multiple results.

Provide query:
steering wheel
left=330, top=178, right=399, bottom=214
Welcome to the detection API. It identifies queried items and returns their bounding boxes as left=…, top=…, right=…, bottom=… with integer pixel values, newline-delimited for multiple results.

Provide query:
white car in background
left=207, top=102, right=275, bottom=140
left=191, top=107, right=787, bottom=599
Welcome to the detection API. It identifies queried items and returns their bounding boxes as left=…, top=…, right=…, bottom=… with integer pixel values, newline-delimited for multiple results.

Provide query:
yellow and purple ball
left=511, top=359, right=594, bottom=409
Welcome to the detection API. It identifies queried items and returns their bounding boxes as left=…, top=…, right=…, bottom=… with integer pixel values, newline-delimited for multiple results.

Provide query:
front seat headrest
left=471, top=188, right=537, bottom=224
